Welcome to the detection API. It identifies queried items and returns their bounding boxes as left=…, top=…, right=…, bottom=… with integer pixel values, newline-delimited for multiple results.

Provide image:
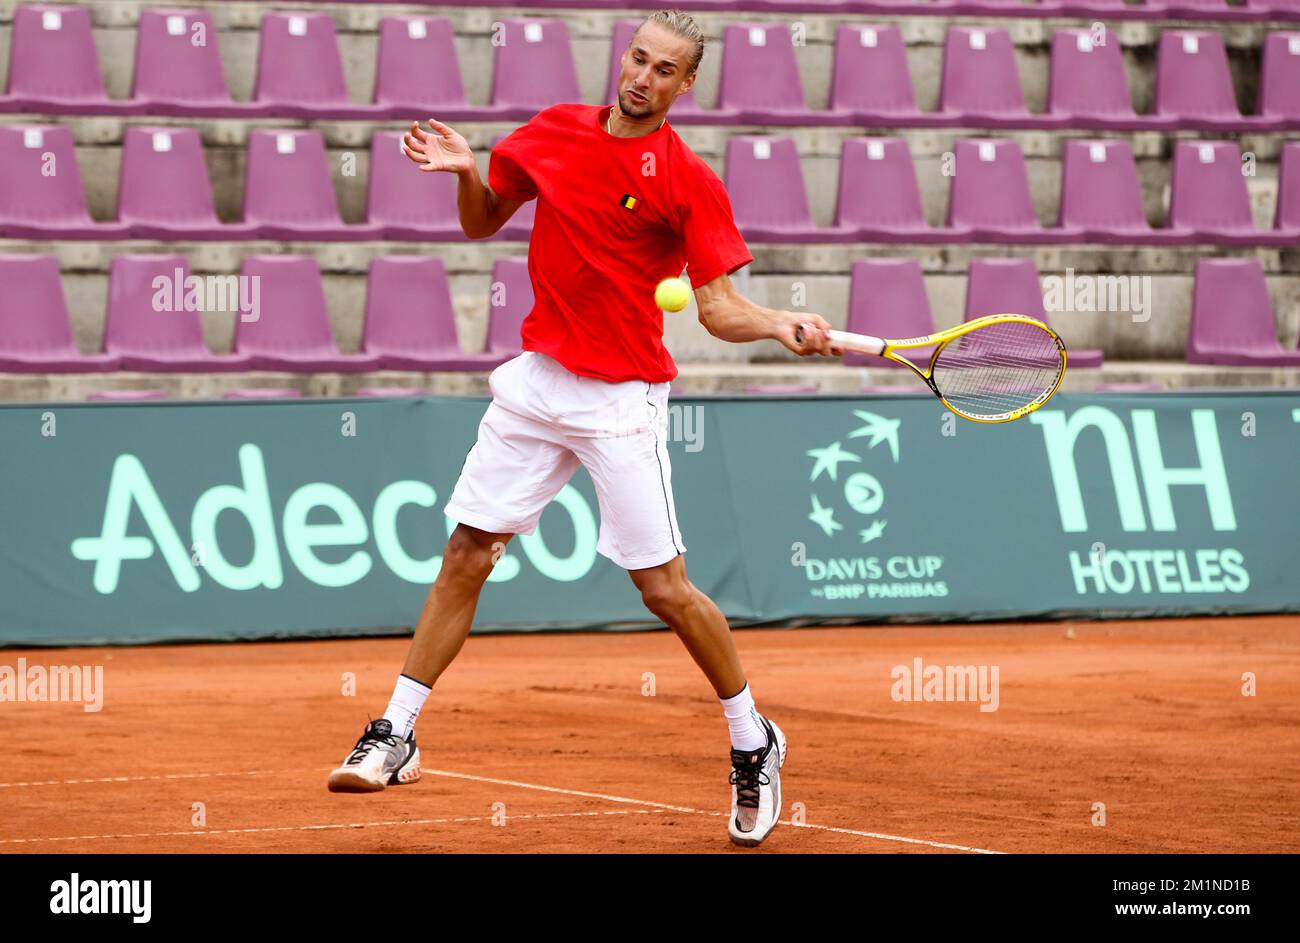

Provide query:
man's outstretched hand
left=401, top=118, right=475, bottom=175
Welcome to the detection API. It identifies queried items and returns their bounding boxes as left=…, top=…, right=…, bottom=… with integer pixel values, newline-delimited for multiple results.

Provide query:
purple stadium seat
left=130, top=9, right=252, bottom=116
left=1246, top=0, right=1300, bottom=14
left=0, top=255, right=118, bottom=372
left=725, top=137, right=833, bottom=242
left=243, top=130, right=373, bottom=240
left=947, top=139, right=1069, bottom=243
left=87, top=390, right=168, bottom=401
left=1168, top=141, right=1264, bottom=245
left=1154, top=32, right=1242, bottom=129
left=366, top=132, right=463, bottom=240
left=1276, top=142, right=1300, bottom=236
left=362, top=257, right=508, bottom=371
left=607, top=20, right=706, bottom=119
left=1187, top=259, right=1300, bottom=366
left=1161, top=0, right=1245, bottom=16
left=842, top=258, right=938, bottom=368
left=939, top=28, right=1041, bottom=126
left=223, top=388, right=303, bottom=399
left=965, top=259, right=1104, bottom=368
left=373, top=16, right=469, bottom=116
left=490, top=19, right=580, bottom=117
left=103, top=255, right=251, bottom=371
left=1057, top=140, right=1164, bottom=244
left=486, top=257, right=533, bottom=358
left=834, top=138, right=943, bottom=242
left=117, top=127, right=255, bottom=240
left=717, top=24, right=815, bottom=124
left=234, top=257, right=380, bottom=372
left=0, top=125, right=128, bottom=239
left=4, top=5, right=135, bottom=114
left=1047, top=28, right=1143, bottom=129
left=1258, top=33, right=1300, bottom=123
left=1057, top=0, right=1131, bottom=12
left=828, top=25, right=924, bottom=125
left=253, top=13, right=372, bottom=119
left=1247, top=0, right=1300, bottom=14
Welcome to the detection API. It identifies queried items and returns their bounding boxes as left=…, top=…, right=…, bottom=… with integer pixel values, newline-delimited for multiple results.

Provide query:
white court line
left=784, top=820, right=1005, bottom=854
left=0, top=770, right=283, bottom=788
left=1, top=765, right=1005, bottom=854
left=422, top=767, right=1005, bottom=854
left=0, top=808, right=669, bottom=846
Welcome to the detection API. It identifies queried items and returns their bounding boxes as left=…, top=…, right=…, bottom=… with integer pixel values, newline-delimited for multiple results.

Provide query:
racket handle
left=793, top=323, right=885, bottom=356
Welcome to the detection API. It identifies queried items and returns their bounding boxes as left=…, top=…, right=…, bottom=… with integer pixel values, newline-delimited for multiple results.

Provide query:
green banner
left=2, top=393, right=1297, bottom=646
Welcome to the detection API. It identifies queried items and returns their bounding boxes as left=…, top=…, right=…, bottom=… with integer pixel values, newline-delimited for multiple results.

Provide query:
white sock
left=720, top=682, right=768, bottom=752
left=382, top=674, right=432, bottom=740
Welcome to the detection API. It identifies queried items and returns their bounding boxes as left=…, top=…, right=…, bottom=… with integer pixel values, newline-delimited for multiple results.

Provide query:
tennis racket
left=795, top=314, right=1068, bottom=423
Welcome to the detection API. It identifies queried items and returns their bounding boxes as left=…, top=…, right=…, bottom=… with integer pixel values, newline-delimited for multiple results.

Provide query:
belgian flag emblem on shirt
left=619, top=193, right=640, bottom=211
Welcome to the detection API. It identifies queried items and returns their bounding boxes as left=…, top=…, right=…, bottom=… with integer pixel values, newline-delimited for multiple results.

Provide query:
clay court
left=2, top=615, right=1296, bottom=854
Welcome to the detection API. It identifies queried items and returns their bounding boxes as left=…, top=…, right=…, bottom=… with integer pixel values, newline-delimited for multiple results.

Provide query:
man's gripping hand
left=771, top=310, right=842, bottom=358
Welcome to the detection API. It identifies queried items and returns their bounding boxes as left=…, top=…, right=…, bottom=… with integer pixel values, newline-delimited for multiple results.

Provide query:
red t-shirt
left=488, top=103, right=753, bottom=383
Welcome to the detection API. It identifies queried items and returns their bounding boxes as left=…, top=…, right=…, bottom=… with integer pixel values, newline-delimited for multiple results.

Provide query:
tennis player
left=327, top=9, right=838, bottom=847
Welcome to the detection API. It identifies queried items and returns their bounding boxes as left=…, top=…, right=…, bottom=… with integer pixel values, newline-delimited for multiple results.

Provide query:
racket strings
left=930, top=320, right=1064, bottom=420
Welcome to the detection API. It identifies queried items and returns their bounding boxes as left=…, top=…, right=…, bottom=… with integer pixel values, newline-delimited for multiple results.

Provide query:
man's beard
left=617, top=90, right=654, bottom=118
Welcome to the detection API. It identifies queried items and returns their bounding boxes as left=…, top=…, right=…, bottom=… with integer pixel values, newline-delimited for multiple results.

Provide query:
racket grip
left=793, top=324, right=884, bottom=356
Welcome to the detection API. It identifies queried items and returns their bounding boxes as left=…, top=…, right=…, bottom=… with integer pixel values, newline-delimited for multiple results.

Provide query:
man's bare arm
left=401, top=119, right=526, bottom=240
left=694, top=273, right=840, bottom=356
left=451, top=161, right=527, bottom=240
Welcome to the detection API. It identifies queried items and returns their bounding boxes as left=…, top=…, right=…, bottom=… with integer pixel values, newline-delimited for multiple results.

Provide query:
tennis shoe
left=727, top=714, right=787, bottom=847
left=327, top=718, right=420, bottom=793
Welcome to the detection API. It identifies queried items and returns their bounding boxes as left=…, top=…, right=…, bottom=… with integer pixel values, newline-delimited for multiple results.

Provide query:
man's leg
left=378, top=524, right=513, bottom=737
left=329, top=352, right=580, bottom=793
left=400, top=524, right=513, bottom=688
left=627, top=554, right=744, bottom=699
left=628, top=554, right=787, bottom=846
left=326, top=524, right=509, bottom=793
left=567, top=384, right=767, bottom=751
left=568, top=375, right=786, bottom=845
left=627, top=555, right=766, bottom=750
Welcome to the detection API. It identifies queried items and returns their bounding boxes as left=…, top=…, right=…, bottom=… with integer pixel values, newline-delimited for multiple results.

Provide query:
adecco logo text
left=72, top=445, right=600, bottom=592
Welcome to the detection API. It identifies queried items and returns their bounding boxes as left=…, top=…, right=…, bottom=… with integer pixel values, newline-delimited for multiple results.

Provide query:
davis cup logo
left=805, top=410, right=899, bottom=544
left=801, top=410, right=946, bottom=601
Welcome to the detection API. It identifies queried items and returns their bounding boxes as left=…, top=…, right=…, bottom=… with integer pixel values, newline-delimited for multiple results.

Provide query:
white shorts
left=444, top=351, right=686, bottom=570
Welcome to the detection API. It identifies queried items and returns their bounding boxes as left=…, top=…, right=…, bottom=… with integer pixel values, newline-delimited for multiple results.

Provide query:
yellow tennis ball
left=654, top=277, right=691, bottom=313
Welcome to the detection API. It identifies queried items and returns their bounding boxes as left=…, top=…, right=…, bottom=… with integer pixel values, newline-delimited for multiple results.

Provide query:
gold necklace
left=607, top=107, right=665, bottom=137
